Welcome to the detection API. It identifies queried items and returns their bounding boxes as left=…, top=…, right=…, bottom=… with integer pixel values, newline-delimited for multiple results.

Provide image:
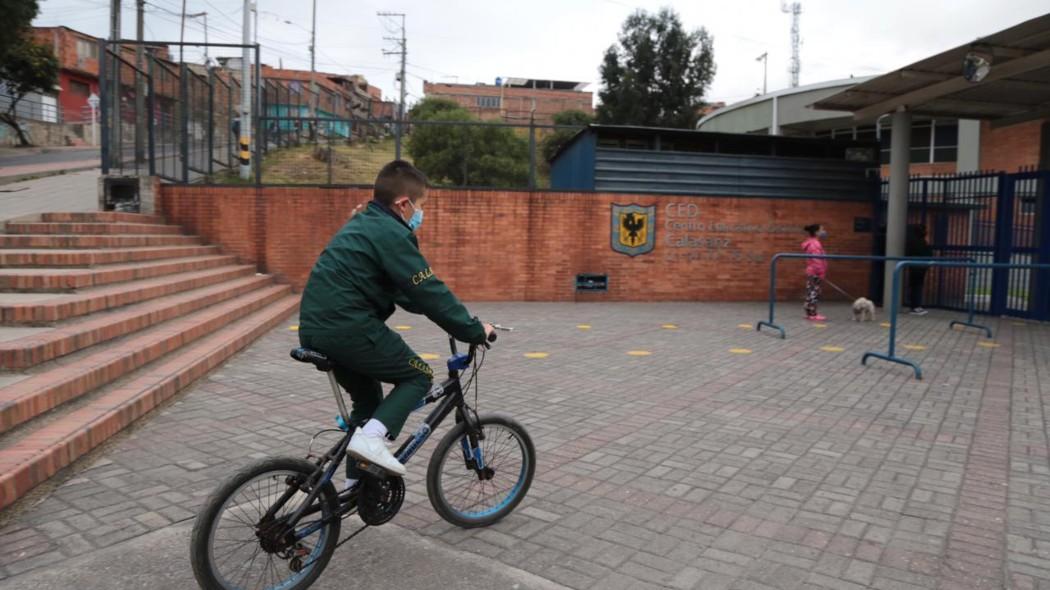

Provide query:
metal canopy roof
left=813, top=13, right=1050, bottom=126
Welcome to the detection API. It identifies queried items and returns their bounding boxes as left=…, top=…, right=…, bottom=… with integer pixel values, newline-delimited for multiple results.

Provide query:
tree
left=541, top=109, right=593, bottom=163
left=0, top=0, right=58, bottom=146
left=1, top=42, right=59, bottom=147
left=0, top=0, right=40, bottom=63
left=407, top=97, right=529, bottom=187
left=597, top=8, right=715, bottom=129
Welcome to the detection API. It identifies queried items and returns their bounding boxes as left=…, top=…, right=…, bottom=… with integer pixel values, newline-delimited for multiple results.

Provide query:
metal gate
left=875, top=169, right=1050, bottom=321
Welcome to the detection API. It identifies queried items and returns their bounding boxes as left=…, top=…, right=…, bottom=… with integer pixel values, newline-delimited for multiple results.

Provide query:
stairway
left=0, top=211, right=299, bottom=510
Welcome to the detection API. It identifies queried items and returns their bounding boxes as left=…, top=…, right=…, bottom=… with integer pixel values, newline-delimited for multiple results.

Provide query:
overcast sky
left=34, top=0, right=1049, bottom=107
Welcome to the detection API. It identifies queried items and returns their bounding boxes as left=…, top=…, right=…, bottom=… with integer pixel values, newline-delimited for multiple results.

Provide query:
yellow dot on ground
left=880, top=322, right=892, bottom=328
left=661, top=324, right=679, bottom=329
left=820, top=346, right=845, bottom=352
left=288, top=325, right=299, bottom=331
left=419, top=353, right=440, bottom=361
left=577, top=324, right=592, bottom=330
left=394, top=325, right=412, bottom=331
left=524, top=352, right=549, bottom=359
left=977, top=341, right=1000, bottom=348
left=1012, top=321, right=1027, bottom=326
left=813, top=324, right=828, bottom=329
left=627, top=350, right=652, bottom=356
left=729, top=348, right=753, bottom=354
left=903, top=344, right=927, bottom=351
left=738, top=323, right=752, bottom=329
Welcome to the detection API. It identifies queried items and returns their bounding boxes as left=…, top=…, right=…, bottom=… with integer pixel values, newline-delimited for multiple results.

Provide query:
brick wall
left=157, top=186, right=875, bottom=302
left=980, top=119, right=1046, bottom=172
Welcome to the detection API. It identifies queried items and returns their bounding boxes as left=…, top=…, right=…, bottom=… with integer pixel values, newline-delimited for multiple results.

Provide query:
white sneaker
left=347, top=428, right=406, bottom=476
left=910, top=308, right=928, bottom=316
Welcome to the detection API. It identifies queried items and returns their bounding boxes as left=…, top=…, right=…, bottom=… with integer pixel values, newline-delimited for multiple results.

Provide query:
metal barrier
left=862, top=260, right=1050, bottom=379
left=755, top=254, right=982, bottom=338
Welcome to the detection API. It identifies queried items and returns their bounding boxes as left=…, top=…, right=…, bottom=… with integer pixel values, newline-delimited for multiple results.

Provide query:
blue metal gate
left=876, top=170, right=1050, bottom=321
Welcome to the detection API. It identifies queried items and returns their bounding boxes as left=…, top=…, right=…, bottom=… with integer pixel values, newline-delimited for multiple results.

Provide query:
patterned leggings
left=804, top=275, right=822, bottom=317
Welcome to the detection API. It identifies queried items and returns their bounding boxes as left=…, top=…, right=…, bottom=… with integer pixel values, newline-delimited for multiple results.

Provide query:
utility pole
left=109, top=0, right=121, bottom=171
left=239, top=0, right=252, bottom=179
left=781, top=2, right=801, bottom=87
left=309, top=0, right=317, bottom=139
left=179, top=0, right=186, bottom=63
left=379, top=11, right=406, bottom=159
left=135, top=0, right=145, bottom=167
left=186, top=12, right=208, bottom=63
left=756, top=52, right=768, bottom=95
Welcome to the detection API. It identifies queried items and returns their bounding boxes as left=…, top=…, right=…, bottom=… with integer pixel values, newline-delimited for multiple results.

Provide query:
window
left=69, top=80, right=90, bottom=96
left=476, top=95, right=500, bottom=108
left=76, top=39, right=98, bottom=60
left=879, top=120, right=958, bottom=165
left=933, top=121, right=958, bottom=163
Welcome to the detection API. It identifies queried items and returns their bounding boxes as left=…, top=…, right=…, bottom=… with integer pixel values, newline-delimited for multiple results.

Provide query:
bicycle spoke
left=438, top=423, right=528, bottom=519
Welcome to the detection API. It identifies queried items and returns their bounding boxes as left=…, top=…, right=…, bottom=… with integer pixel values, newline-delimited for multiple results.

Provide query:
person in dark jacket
left=299, top=160, right=493, bottom=478
left=905, top=224, right=933, bottom=315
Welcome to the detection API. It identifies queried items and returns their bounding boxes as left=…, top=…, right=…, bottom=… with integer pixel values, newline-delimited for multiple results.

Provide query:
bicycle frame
left=282, top=338, right=485, bottom=540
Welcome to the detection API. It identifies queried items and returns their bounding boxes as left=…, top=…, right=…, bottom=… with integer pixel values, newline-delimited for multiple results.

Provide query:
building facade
left=696, top=78, right=1049, bottom=176
left=422, top=78, right=593, bottom=125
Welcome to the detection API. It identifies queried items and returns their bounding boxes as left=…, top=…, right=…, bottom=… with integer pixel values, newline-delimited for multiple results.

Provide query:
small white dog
left=851, top=297, right=876, bottom=322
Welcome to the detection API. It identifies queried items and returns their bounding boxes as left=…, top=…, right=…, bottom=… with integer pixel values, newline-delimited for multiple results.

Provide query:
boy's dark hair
left=373, top=160, right=428, bottom=206
left=803, top=223, right=821, bottom=236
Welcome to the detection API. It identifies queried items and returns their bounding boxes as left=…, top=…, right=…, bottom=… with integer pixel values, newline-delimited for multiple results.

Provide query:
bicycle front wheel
left=190, top=457, right=341, bottom=590
left=426, top=413, right=535, bottom=528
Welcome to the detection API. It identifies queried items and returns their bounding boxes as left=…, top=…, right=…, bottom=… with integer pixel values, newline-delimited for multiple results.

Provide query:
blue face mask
left=408, top=208, right=424, bottom=231
left=403, top=200, right=424, bottom=231
left=817, top=229, right=828, bottom=239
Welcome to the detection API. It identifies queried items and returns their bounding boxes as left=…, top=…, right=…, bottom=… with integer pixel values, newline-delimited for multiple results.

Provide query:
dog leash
left=822, top=278, right=856, bottom=301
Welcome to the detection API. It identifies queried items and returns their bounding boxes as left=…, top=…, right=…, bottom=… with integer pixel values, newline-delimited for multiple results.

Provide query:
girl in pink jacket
left=801, top=224, right=828, bottom=321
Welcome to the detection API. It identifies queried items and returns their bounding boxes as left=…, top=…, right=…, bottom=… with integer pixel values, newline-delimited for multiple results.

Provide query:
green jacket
left=299, top=201, right=485, bottom=344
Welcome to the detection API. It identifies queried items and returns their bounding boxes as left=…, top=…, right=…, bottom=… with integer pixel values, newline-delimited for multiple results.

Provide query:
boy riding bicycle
left=298, top=160, right=493, bottom=481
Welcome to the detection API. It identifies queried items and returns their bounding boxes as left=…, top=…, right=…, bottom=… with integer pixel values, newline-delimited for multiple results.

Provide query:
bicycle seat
left=290, top=347, right=334, bottom=372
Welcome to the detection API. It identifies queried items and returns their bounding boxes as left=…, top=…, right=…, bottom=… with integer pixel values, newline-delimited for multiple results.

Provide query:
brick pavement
left=0, top=302, right=1048, bottom=589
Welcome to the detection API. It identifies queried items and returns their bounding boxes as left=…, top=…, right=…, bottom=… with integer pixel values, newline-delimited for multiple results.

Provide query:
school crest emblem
left=611, top=204, right=655, bottom=257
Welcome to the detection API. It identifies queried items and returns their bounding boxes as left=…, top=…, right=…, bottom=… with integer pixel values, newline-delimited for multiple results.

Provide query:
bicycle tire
left=190, top=456, right=341, bottom=590
left=426, top=413, right=535, bottom=528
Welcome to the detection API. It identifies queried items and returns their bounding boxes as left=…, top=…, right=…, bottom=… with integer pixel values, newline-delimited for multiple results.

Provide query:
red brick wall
left=980, top=119, right=1046, bottom=172
left=157, top=186, right=874, bottom=302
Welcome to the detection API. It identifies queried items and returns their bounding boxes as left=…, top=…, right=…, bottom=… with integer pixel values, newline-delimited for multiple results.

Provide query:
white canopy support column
left=884, top=107, right=912, bottom=307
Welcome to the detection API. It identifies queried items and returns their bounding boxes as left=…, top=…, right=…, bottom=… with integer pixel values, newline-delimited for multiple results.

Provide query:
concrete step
left=0, top=245, right=221, bottom=268
left=0, top=274, right=274, bottom=369
left=0, top=284, right=291, bottom=435
left=0, top=265, right=257, bottom=325
left=40, top=212, right=166, bottom=224
left=0, top=254, right=238, bottom=292
left=4, top=222, right=184, bottom=236
left=0, top=294, right=299, bottom=511
left=0, top=234, right=200, bottom=249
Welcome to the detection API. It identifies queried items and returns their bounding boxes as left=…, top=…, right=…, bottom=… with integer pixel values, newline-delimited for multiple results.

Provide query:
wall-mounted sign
left=611, top=204, right=655, bottom=257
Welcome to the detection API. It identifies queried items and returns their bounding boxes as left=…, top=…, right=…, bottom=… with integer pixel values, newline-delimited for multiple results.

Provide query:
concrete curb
left=0, top=165, right=99, bottom=187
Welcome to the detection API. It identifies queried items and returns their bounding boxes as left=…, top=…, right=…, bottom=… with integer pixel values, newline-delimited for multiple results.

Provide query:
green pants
left=300, top=329, right=434, bottom=440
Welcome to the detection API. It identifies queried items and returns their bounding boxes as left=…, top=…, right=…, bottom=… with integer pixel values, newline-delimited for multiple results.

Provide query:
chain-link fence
left=101, top=40, right=259, bottom=182
left=242, top=115, right=584, bottom=189
left=100, top=41, right=585, bottom=188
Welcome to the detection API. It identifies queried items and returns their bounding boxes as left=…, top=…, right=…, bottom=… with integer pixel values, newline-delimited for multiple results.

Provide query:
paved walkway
left=0, top=302, right=1048, bottom=589
left=0, top=170, right=99, bottom=221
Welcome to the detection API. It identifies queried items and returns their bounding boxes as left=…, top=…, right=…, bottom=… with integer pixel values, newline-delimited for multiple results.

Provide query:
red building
left=423, top=78, right=594, bottom=125
left=31, top=26, right=169, bottom=125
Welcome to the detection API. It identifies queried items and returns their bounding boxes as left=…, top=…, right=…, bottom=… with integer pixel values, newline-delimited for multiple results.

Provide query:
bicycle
left=189, top=327, right=535, bottom=590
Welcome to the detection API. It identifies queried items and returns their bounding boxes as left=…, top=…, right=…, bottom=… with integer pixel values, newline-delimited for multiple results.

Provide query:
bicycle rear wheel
left=426, top=413, right=535, bottom=528
left=190, top=457, right=340, bottom=590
